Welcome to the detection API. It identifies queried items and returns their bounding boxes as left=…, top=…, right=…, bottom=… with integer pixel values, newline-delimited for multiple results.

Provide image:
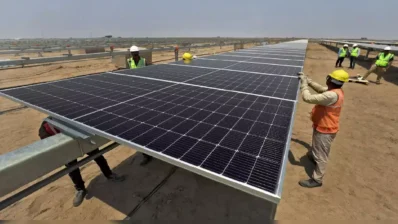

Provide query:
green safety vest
left=127, top=57, right=146, bottom=69
left=339, top=48, right=347, bottom=57
left=351, top=48, right=359, bottom=57
left=375, top=53, right=394, bottom=67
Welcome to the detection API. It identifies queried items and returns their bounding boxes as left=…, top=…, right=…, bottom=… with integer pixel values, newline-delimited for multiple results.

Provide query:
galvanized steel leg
left=269, top=203, right=277, bottom=220
left=365, top=49, right=371, bottom=60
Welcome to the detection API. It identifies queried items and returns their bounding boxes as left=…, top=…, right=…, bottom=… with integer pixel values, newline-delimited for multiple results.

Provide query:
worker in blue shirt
left=349, top=44, right=361, bottom=69
left=335, top=44, right=348, bottom=67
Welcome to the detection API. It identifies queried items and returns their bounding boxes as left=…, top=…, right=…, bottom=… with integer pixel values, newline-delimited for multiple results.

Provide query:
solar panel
left=115, top=64, right=214, bottom=82
left=238, top=49, right=306, bottom=55
left=171, top=59, right=238, bottom=68
left=227, top=63, right=302, bottom=76
left=201, top=56, right=303, bottom=67
left=185, top=70, right=299, bottom=100
left=0, top=40, right=308, bottom=204
left=219, top=53, right=305, bottom=61
left=228, top=52, right=305, bottom=60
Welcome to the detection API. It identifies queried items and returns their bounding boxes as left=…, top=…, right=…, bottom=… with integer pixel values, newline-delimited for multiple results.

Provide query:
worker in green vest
left=358, top=46, right=394, bottom=84
left=349, top=44, right=361, bottom=69
left=127, top=45, right=147, bottom=69
left=335, top=44, right=348, bottom=67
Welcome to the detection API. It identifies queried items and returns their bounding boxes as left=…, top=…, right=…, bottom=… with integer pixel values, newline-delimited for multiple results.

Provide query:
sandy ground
left=0, top=43, right=397, bottom=220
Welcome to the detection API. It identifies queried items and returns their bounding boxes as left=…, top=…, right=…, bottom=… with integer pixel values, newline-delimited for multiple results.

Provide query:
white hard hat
left=384, top=46, right=391, bottom=51
left=343, top=44, right=348, bottom=47
left=353, top=44, right=358, bottom=47
left=130, top=45, right=139, bottom=52
left=192, top=55, right=197, bottom=59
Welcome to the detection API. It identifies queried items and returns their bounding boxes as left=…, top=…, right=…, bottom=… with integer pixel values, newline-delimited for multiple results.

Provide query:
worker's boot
left=107, top=173, right=125, bottom=182
left=299, top=179, right=322, bottom=188
left=73, top=189, right=87, bottom=207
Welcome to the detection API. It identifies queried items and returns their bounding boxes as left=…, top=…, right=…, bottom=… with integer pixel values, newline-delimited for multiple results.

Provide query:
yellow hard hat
left=329, top=70, right=349, bottom=83
left=182, top=52, right=193, bottom=60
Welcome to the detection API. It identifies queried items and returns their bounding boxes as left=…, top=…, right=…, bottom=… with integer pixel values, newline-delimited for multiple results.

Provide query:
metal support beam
left=0, top=142, right=119, bottom=211
left=0, top=118, right=110, bottom=198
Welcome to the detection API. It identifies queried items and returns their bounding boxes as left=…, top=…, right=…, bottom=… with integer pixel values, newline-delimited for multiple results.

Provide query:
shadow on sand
left=288, top=138, right=315, bottom=178
left=85, top=153, right=275, bottom=221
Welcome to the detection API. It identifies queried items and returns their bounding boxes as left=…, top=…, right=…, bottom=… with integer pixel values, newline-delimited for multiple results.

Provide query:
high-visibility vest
left=351, top=48, right=359, bottom=57
left=339, top=48, right=347, bottom=57
left=311, top=89, right=344, bottom=134
left=127, top=57, right=146, bottom=69
left=375, top=53, right=394, bottom=67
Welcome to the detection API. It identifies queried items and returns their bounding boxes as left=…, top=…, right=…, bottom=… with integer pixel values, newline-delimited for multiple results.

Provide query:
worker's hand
left=297, top=72, right=306, bottom=81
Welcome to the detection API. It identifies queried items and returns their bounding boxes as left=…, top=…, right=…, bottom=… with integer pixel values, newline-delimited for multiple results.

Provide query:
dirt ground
left=0, top=43, right=397, bottom=220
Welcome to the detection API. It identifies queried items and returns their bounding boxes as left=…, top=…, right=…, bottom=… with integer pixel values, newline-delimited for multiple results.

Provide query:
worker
left=182, top=52, right=197, bottom=64
left=127, top=45, right=147, bottom=69
left=335, top=44, right=348, bottom=67
left=182, top=52, right=193, bottom=64
left=127, top=45, right=152, bottom=165
left=357, top=46, right=394, bottom=84
left=38, top=118, right=125, bottom=207
left=349, top=44, right=361, bottom=69
left=297, top=70, right=349, bottom=188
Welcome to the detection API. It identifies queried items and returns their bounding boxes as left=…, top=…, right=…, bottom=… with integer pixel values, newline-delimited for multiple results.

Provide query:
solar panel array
left=0, top=40, right=308, bottom=203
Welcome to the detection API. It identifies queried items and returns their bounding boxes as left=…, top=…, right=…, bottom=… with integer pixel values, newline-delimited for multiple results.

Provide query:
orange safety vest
left=311, top=89, right=344, bottom=134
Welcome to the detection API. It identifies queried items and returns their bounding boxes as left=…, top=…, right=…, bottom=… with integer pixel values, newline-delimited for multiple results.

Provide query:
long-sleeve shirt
left=300, top=78, right=338, bottom=106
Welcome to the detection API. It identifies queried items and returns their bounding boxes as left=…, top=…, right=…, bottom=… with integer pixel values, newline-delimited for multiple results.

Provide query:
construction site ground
left=0, top=43, right=397, bottom=220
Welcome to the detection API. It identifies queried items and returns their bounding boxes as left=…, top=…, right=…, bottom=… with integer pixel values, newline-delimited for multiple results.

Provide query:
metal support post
left=269, top=203, right=277, bottom=220
left=365, top=49, right=371, bottom=60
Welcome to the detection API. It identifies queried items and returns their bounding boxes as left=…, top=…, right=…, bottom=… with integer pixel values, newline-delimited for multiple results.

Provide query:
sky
left=0, top=0, right=396, bottom=39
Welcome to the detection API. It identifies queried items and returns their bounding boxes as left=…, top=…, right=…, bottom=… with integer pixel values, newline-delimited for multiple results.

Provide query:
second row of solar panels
left=116, top=64, right=300, bottom=100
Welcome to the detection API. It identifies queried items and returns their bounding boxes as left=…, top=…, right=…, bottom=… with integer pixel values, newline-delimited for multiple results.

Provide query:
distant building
left=361, top=37, right=368, bottom=40
left=104, top=35, right=112, bottom=38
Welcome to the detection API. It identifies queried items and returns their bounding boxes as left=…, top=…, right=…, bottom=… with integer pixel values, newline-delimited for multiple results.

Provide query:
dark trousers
left=350, top=56, right=357, bottom=68
left=65, top=149, right=112, bottom=191
left=335, top=57, right=345, bottom=67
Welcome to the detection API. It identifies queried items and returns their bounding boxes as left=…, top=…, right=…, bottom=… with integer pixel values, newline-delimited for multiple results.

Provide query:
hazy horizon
left=0, top=0, right=396, bottom=39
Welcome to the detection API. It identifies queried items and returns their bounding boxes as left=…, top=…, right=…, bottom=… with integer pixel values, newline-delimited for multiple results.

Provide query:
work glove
left=297, top=72, right=307, bottom=82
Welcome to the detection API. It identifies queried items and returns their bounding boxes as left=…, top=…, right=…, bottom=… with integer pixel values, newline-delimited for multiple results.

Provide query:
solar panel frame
left=0, top=40, right=308, bottom=204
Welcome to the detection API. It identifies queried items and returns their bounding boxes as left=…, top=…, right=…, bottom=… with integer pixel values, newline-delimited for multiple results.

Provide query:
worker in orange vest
left=297, top=70, right=349, bottom=188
